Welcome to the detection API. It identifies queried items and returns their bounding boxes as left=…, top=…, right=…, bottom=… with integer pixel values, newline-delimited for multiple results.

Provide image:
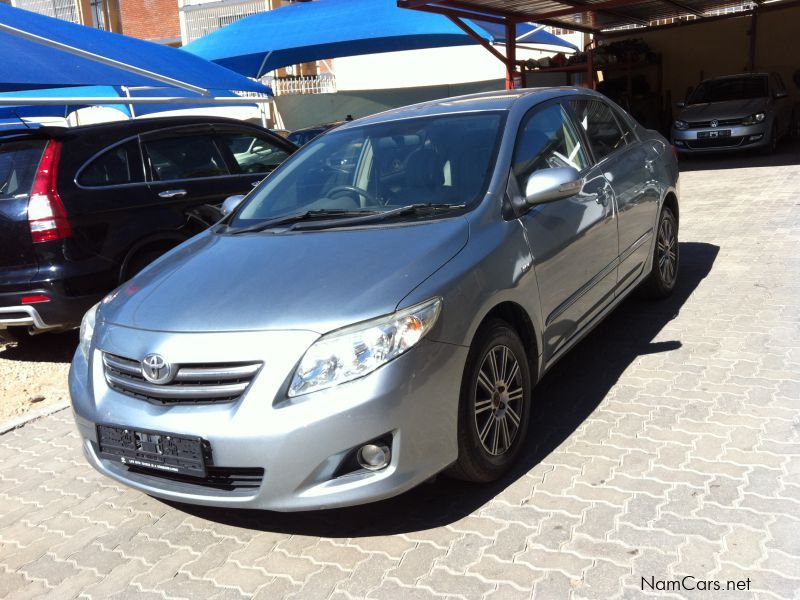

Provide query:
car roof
left=703, top=72, right=769, bottom=82
left=336, top=87, right=595, bottom=129
left=0, top=115, right=269, bottom=140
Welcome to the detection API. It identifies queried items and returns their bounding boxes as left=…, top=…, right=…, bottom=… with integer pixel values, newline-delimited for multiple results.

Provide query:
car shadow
left=169, top=241, right=720, bottom=536
left=0, top=331, right=78, bottom=364
left=678, top=138, right=800, bottom=172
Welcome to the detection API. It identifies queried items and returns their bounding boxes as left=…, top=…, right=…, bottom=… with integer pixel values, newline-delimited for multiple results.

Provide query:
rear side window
left=0, top=139, right=46, bottom=198
left=79, top=140, right=143, bottom=187
left=142, top=135, right=229, bottom=181
left=569, top=99, right=628, bottom=161
left=216, top=132, right=290, bottom=174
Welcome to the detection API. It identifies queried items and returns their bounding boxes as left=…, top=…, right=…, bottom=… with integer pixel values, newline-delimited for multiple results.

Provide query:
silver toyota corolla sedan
left=69, top=88, right=680, bottom=511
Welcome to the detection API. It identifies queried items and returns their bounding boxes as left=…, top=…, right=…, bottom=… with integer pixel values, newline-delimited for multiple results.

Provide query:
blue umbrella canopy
left=0, top=3, right=269, bottom=94
left=184, top=0, right=577, bottom=78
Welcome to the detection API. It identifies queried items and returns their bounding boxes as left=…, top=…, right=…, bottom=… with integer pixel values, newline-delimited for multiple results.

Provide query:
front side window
left=233, top=112, right=505, bottom=226
left=79, top=140, right=143, bottom=187
left=143, top=135, right=228, bottom=181
left=513, top=102, right=589, bottom=188
left=216, top=132, right=291, bottom=174
left=569, top=99, right=628, bottom=161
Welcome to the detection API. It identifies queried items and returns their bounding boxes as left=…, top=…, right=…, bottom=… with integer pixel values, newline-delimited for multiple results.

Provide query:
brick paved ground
left=1, top=149, right=799, bottom=599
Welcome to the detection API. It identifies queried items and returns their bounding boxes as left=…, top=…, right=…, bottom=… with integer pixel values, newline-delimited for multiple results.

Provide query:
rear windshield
left=689, top=76, right=768, bottom=104
left=0, top=139, right=46, bottom=200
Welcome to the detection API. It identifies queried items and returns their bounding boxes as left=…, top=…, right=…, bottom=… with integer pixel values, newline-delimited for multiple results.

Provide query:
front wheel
left=641, top=206, right=679, bottom=299
left=448, top=319, right=532, bottom=482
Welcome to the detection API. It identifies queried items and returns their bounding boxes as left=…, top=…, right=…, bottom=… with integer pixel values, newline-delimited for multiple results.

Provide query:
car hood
left=678, top=97, right=769, bottom=121
left=100, top=218, right=469, bottom=333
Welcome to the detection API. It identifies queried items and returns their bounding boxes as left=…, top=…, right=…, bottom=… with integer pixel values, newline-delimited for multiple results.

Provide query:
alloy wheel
left=657, top=216, right=677, bottom=285
left=474, top=345, right=524, bottom=456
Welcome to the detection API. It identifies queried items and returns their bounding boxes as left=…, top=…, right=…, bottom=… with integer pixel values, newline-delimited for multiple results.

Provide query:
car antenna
left=11, top=110, right=32, bottom=130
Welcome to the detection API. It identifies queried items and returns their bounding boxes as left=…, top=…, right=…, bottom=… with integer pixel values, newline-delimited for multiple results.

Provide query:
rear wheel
left=0, top=327, right=29, bottom=344
left=448, top=319, right=532, bottom=482
left=641, top=207, right=679, bottom=299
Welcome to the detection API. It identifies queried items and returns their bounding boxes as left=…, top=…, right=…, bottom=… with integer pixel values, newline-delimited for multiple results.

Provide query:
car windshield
left=231, top=111, right=505, bottom=227
left=688, top=76, right=768, bottom=104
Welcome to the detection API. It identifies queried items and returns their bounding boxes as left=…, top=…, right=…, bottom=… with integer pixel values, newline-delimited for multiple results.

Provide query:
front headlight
left=79, top=303, right=99, bottom=360
left=673, top=120, right=688, bottom=130
left=741, top=112, right=766, bottom=125
left=289, top=297, right=442, bottom=397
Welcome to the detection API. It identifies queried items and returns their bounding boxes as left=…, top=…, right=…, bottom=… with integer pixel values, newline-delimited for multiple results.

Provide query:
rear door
left=568, top=97, right=659, bottom=294
left=140, top=124, right=235, bottom=212
left=0, top=136, right=47, bottom=275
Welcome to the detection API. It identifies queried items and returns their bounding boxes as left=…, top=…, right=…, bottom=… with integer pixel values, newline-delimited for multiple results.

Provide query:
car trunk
left=0, top=137, right=47, bottom=271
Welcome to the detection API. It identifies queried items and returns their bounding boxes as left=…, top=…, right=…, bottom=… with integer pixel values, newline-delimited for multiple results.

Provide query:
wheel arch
left=471, top=301, right=541, bottom=382
left=118, top=232, right=189, bottom=283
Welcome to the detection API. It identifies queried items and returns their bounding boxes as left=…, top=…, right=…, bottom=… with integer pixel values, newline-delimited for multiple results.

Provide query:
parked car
left=671, top=72, right=796, bottom=154
left=286, top=120, right=345, bottom=146
left=70, top=88, right=679, bottom=511
left=0, top=116, right=295, bottom=341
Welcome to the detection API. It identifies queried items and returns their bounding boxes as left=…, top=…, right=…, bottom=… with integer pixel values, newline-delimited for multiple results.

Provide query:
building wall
left=120, top=0, right=181, bottom=44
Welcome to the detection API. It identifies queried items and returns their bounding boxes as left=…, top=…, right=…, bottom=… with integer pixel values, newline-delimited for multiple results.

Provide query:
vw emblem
left=710, top=119, right=719, bottom=128
left=141, top=353, right=173, bottom=384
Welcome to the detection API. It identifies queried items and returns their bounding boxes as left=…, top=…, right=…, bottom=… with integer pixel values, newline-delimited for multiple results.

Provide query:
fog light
left=674, top=140, right=685, bottom=147
left=356, top=444, right=391, bottom=471
left=749, top=134, right=763, bottom=141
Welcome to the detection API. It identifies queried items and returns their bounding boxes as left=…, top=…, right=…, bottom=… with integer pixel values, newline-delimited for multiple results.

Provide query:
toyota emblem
left=710, top=119, right=719, bottom=128
left=141, top=353, right=174, bottom=384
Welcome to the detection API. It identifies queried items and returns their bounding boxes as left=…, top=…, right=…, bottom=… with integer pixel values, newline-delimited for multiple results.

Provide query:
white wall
left=332, top=37, right=582, bottom=91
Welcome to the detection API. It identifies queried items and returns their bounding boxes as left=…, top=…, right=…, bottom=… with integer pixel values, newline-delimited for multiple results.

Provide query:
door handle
left=596, top=188, right=610, bottom=206
left=251, top=179, right=263, bottom=187
left=158, top=189, right=187, bottom=199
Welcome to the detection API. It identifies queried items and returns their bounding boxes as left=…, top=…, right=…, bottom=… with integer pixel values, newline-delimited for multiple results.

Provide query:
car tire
left=447, top=319, right=532, bottom=483
left=641, top=206, right=679, bottom=299
left=761, top=124, right=778, bottom=155
left=791, top=111, right=800, bottom=140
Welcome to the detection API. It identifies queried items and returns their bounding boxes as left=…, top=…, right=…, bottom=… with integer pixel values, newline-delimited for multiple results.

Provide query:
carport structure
left=399, top=0, right=800, bottom=90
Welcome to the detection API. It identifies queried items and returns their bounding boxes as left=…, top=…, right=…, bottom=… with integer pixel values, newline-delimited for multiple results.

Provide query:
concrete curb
left=0, top=401, right=70, bottom=436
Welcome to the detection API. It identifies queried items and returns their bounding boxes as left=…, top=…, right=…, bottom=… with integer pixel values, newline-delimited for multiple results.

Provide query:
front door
left=514, top=100, right=619, bottom=362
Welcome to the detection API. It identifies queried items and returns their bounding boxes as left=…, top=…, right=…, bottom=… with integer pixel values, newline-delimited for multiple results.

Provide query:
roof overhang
left=398, top=0, right=799, bottom=34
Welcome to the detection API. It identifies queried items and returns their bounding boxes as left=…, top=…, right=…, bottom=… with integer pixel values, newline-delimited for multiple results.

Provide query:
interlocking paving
left=1, top=150, right=799, bottom=599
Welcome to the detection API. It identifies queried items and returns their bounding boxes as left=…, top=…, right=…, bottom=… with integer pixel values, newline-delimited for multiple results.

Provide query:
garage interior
left=400, top=0, right=800, bottom=138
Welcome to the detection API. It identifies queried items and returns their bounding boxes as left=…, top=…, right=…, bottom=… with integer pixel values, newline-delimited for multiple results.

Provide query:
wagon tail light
left=28, top=140, right=72, bottom=243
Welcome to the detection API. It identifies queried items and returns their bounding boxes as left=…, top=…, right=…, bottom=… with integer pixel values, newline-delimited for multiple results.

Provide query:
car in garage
left=69, top=88, right=679, bottom=511
left=671, top=72, right=796, bottom=153
left=0, top=116, right=295, bottom=342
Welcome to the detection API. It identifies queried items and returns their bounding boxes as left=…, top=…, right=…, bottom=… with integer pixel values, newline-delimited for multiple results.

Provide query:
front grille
left=687, top=118, right=742, bottom=128
left=686, top=136, right=746, bottom=149
left=103, top=353, right=261, bottom=405
left=125, top=465, right=264, bottom=491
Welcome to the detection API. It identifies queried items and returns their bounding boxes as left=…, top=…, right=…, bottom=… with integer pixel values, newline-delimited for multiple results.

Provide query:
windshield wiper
left=224, top=209, right=378, bottom=235
left=290, top=203, right=467, bottom=231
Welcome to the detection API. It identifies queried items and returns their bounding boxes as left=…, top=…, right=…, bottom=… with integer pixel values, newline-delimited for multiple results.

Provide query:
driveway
left=1, top=146, right=798, bottom=599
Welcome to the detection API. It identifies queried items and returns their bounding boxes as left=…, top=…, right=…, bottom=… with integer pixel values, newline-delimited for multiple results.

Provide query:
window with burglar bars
left=10, top=0, right=80, bottom=23
left=179, top=0, right=269, bottom=44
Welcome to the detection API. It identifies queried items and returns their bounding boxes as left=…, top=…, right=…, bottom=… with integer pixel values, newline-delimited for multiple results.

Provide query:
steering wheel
left=327, top=185, right=380, bottom=207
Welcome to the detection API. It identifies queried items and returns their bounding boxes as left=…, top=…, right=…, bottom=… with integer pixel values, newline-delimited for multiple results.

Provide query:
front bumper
left=671, top=122, right=770, bottom=153
left=69, top=324, right=468, bottom=511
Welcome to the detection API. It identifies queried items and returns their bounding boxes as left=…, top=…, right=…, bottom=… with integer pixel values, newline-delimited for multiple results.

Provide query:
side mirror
left=675, top=101, right=686, bottom=109
left=221, top=194, right=245, bottom=216
left=525, top=167, right=583, bottom=206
